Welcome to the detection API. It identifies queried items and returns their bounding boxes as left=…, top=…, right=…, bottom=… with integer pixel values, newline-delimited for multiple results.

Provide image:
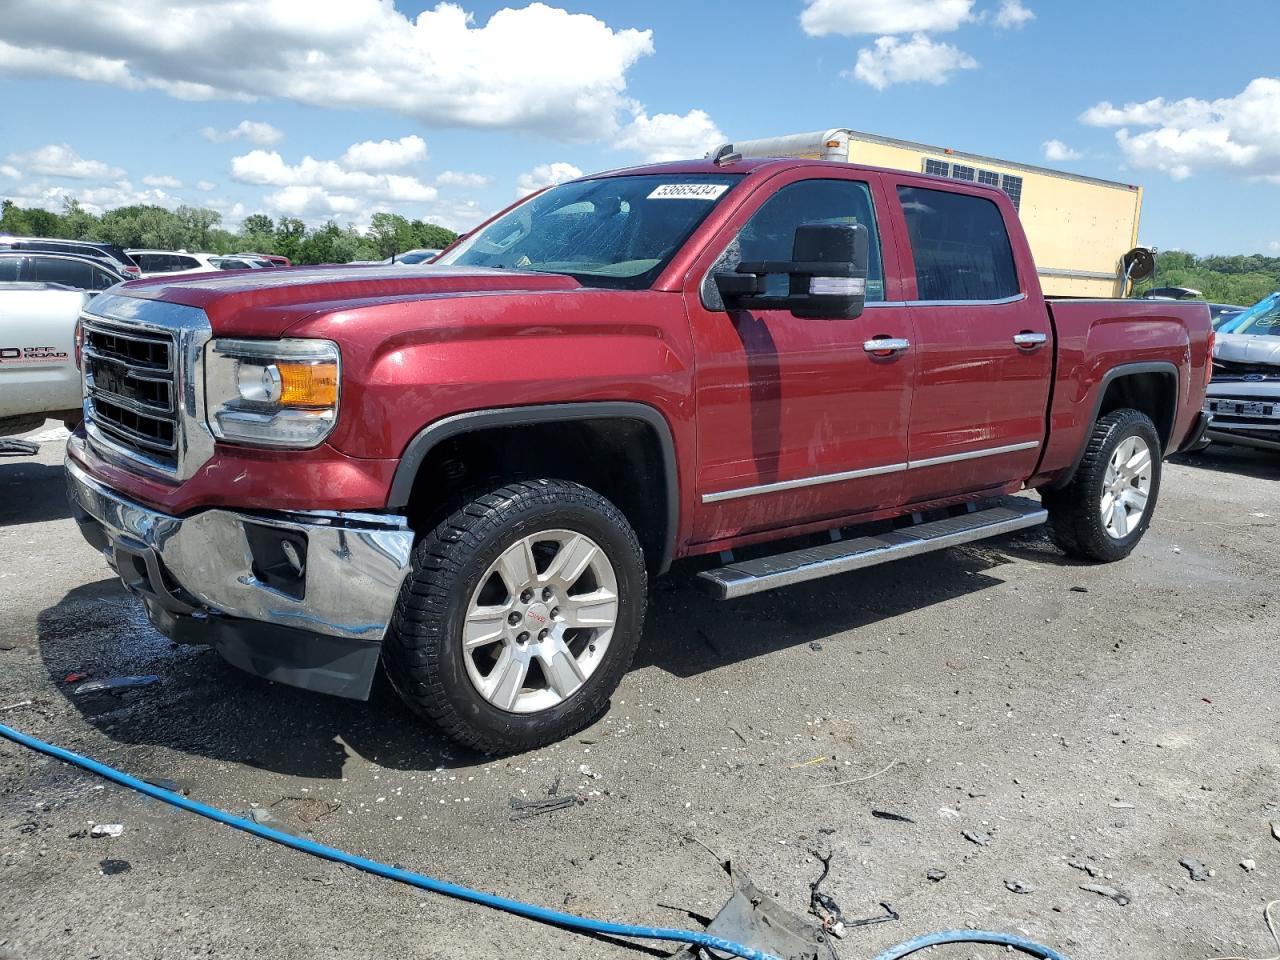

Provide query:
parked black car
left=0, top=250, right=128, bottom=291
left=0, top=236, right=140, bottom=278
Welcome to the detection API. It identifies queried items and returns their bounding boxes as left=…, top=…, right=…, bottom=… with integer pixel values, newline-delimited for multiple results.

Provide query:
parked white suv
left=0, top=282, right=87, bottom=435
left=126, top=250, right=222, bottom=278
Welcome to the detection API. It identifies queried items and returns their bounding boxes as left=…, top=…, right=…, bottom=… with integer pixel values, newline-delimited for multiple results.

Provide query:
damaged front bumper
left=65, top=455, right=415, bottom=700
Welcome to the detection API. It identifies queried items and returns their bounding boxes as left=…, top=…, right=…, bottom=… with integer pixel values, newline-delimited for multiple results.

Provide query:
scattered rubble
left=926, top=868, right=947, bottom=883
left=962, top=829, right=992, bottom=847
left=90, top=824, right=123, bottom=838
left=1179, top=857, right=1211, bottom=881
left=1004, top=879, right=1034, bottom=895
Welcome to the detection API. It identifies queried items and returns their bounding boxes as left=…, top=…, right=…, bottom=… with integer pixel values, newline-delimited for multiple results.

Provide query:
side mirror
left=715, top=222, right=869, bottom=320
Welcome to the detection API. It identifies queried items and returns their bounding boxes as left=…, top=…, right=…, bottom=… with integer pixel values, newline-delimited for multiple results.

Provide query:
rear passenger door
left=30, top=256, right=95, bottom=291
left=888, top=181, right=1051, bottom=503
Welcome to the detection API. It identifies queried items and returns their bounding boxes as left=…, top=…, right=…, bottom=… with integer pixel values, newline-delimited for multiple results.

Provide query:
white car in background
left=382, top=248, right=441, bottom=265
left=126, top=249, right=223, bottom=278
left=0, top=282, right=88, bottom=436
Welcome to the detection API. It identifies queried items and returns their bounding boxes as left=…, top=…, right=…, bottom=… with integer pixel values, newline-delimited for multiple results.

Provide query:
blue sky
left=1, top=0, right=1277, bottom=255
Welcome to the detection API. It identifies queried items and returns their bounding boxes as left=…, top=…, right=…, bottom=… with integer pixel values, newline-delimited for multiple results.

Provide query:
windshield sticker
left=647, top=183, right=730, bottom=201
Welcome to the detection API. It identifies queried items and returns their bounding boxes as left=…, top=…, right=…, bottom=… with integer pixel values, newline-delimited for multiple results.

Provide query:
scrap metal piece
left=676, top=866, right=825, bottom=960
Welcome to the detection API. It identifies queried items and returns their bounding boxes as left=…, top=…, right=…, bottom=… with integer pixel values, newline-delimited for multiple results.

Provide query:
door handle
left=1013, top=331, right=1047, bottom=349
left=863, top=337, right=910, bottom=356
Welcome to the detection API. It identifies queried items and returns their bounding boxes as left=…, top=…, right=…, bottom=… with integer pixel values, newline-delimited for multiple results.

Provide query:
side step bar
left=698, top=499, right=1048, bottom=599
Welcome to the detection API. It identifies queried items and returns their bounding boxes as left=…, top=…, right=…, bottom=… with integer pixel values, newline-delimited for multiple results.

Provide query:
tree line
left=1135, top=250, right=1280, bottom=307
left=0, top=198, right=459, bottom=264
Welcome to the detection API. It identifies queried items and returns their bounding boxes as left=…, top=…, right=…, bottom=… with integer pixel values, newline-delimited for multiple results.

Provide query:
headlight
left=204, top=338, right=340, bottom=447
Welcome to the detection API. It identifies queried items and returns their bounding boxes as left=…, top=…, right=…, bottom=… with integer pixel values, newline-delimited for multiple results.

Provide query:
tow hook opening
left=243, top=522, right=308, bottom=600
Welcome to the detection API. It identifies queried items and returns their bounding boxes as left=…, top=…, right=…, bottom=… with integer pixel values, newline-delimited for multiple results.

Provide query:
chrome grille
left=84, top=319, right=179, bottom=470
left=80, top=294, right=215, bottom=481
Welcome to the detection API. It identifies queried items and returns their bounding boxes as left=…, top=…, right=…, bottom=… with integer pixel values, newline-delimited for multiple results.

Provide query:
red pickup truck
left=66, top=157, right=1212, bottom=753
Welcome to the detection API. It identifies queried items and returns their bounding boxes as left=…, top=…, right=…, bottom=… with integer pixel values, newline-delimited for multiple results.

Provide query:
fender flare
left=387, top=402, right=680, bottom=573
left=1053, top=360, right=1180, bottom=488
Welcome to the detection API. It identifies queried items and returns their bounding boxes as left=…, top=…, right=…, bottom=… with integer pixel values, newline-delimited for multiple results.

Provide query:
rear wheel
left=1043, top=408, right=1162, bottom=562
left=384, top=480, right=646, bottom=754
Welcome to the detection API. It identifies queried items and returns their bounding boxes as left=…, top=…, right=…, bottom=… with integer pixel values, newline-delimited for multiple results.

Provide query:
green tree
left=0, top=199, right=29, bottom=235
left=176, top=205, right=221, bottom=250
left=60, top=197, right=99, bottom=240
left=274, top=217, right=306, bottom=260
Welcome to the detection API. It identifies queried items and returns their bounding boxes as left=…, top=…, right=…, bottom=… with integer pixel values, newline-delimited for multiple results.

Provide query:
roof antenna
left=709, top=144, right=742, bottom=166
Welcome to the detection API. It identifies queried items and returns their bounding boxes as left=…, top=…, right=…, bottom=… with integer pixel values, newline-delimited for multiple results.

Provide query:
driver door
left=684, top=171, right=916, bottom=544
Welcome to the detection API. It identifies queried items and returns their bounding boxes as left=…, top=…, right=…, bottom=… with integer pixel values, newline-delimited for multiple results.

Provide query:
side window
left=722, top=179, right=885, bottom=303
left=897, top=186, right=1020, bottom=302
left=31, top=256, right=93, bottom=290
left=91, top=267, right=118, bottom=290
left=175, top=256, right=200, bottom=270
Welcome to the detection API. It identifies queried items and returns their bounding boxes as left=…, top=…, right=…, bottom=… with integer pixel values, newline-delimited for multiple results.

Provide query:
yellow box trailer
left=711, top=129, right=1145, bottom=298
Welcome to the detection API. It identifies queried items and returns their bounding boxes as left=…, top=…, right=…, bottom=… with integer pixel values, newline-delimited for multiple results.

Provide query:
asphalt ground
left=2, top=424, right=1279, bottom=960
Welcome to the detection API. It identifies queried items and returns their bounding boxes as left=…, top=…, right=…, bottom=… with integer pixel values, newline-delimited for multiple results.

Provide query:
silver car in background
left=1205, top=293, right=1280, bottom=452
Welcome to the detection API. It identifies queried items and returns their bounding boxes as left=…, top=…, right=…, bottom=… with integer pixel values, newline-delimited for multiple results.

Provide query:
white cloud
left=852, top=34, right=978, bottom=90
left=201, top=120, right=284, bottom=145
left=436, top=170, right=490, bottom=188
left=231, top=142, right=438, bottom=216
left=1080, top=77, right=1280, bottom=182
left=197, top=179, right=217, bottom=191
left=992, top=0, right=1034, bottom=29
left=7, top=179, right=182, bottom=216
left=801, top=0, right=974, bottom=35
left=142, top=174, right=183, bottom=188
left=5, top=143, right=125, bottom=180
left=515, top=162, right=583, bottom=198
left=265, top=185, right=361, bottom=218
left=615, top=109, right=725, bottom=162
left=339, top=135, right=427, bottom=171
left=0, top=164, right=20, bottom=179
left=1269, top=240, right=1280, bottom=253
left=0, top=2, right=654, bottom=140
left=1042, top=139, right=1081, bottom=162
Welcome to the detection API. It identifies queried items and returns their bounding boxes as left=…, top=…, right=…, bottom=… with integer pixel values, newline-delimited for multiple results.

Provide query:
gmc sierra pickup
left=65, top=157, right=1212, bottom=753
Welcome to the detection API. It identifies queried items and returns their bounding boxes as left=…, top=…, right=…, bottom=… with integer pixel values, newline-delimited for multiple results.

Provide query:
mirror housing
left=715, top=222, right=869, bottom=320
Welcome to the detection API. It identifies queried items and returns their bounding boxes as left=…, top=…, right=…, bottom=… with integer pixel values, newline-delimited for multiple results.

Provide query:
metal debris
left=1067, top=859, right=1100, bottom=879
left=75, top=675, right=160, bottom=695
left=510, top=794, right=580, bottom=820
left=871, top=809, right=915, bottom=824
left=962, top=829, right=992, bottom=846
left=1080, top=883, right=1130, bottom=906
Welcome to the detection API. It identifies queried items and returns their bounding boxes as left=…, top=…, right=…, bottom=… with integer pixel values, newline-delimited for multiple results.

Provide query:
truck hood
left=1214, top=333, right=1280, bottom=368
left=113, top=264, right=583, bottom=338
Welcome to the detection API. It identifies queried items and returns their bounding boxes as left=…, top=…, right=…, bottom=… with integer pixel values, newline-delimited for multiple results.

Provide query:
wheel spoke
left=463, top=605, right=508, bottom=648
left=482, top=647, right=528, bottom=711
left=1122, top=487, right=1148, bottom=515
left=560, top=588, right=618, bottom=628
left=495, top=538, right=538, bottom=595
left=1122, top=447, right=1151, bottom=479
left=542, top=534, right=598, bottom=589
left=1111, top=500, right=1129, bottom=538
left=539, top=639, right=586, bottom=698
left=1100, top=492, right=1115, bottom=524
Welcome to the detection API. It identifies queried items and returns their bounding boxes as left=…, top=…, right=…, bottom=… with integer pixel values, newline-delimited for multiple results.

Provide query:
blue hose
left=870, top=929, right=1068, bottom=959
left=0, top=721, right=778, bottom=960
left=1, top=721, right=1068, bottom=960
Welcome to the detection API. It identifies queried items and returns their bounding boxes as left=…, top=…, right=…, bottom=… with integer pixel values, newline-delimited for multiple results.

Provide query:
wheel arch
left=1051, top=360, right=1179, bottom=490
left=388, top=402, right=680, bottom=574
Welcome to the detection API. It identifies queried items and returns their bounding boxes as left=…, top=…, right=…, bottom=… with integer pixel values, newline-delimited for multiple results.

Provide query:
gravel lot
left=2, top=426, right=1278, bottom=960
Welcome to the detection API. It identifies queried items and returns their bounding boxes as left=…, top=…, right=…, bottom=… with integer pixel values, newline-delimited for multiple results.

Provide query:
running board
left=698, top=500, right=1047, bottom=599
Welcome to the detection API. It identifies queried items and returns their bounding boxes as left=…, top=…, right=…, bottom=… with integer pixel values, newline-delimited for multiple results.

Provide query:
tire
left=1042, top=408, right=1162, bottom=562
left=383, top=479, right=647, bottom=754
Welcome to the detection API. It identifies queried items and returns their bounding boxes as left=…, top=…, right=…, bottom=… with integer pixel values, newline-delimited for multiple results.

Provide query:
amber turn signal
left=277, top=362, right=339, bottom=408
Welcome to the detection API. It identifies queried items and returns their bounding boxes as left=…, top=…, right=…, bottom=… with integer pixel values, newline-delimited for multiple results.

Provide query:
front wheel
left=1042, top=408, right=1162, bottom=562
left=383, top=480, right=646, bottom=754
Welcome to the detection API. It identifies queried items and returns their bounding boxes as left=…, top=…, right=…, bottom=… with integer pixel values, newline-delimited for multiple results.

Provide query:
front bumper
left=1202, top=384, right=1280, bottom=454
left=65, top=456, right=415, bottom=699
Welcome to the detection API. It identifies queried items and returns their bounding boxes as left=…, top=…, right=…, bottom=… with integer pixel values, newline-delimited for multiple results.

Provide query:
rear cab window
left=897, top=185, right=1020, bottom=302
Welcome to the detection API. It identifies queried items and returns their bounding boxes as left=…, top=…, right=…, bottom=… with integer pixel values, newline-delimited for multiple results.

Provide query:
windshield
left=436, top=173, right=743, bottom=289
left=1220, top=292, right=1280, bottom=335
